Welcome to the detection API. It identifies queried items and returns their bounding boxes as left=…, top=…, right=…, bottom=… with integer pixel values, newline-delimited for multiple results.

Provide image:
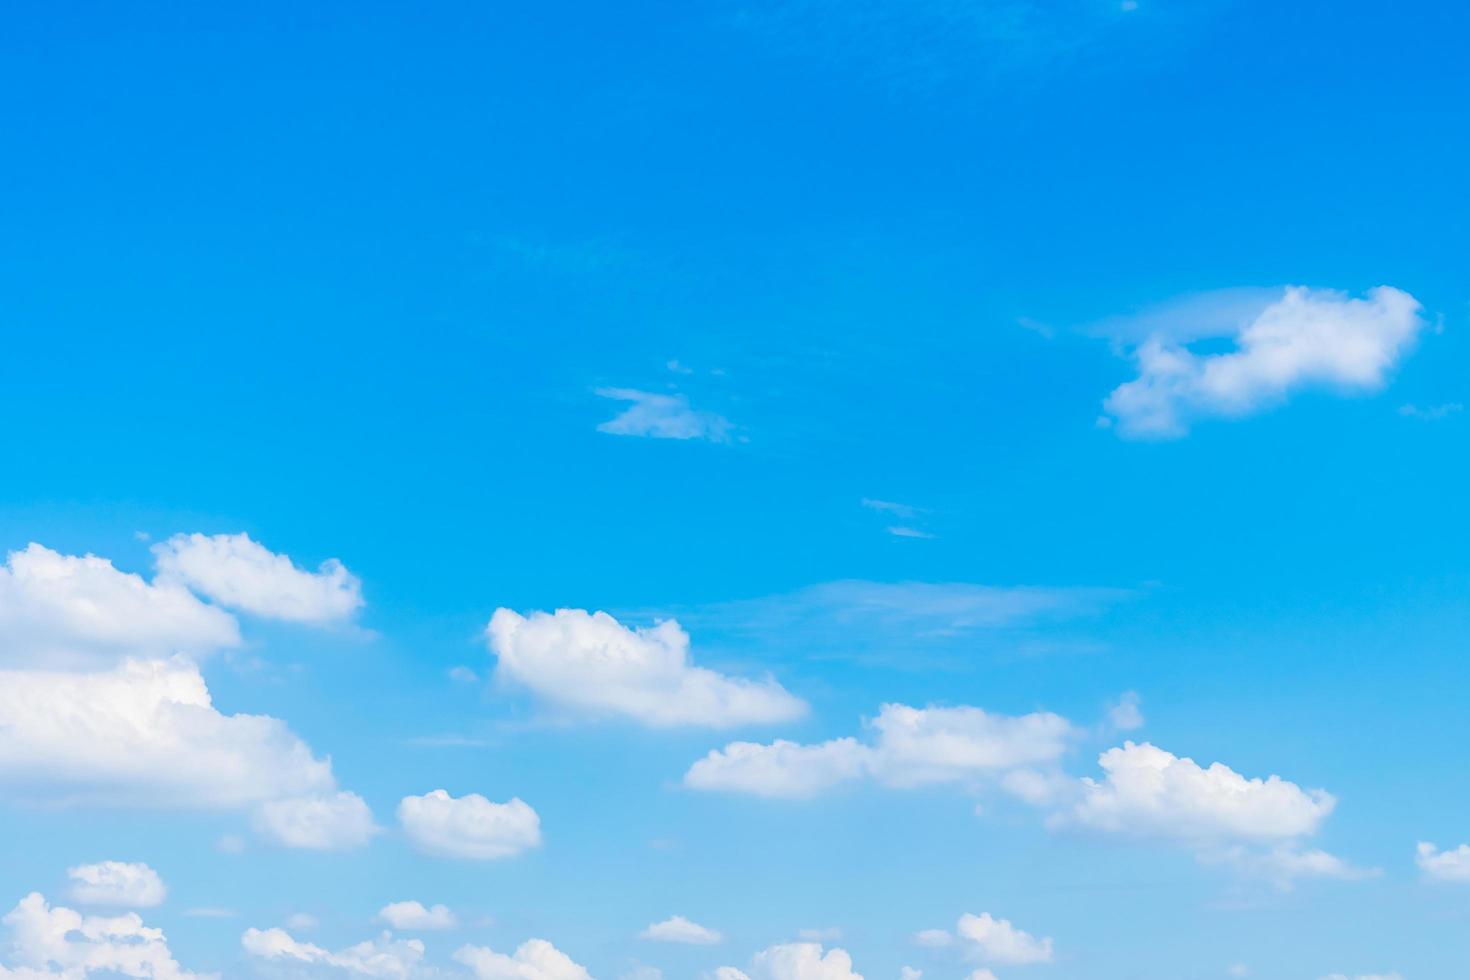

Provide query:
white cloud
left=912, top=930, right=951, bottom=948
left=153, top=532, right=363, bottom=624
left=639, top=915, right=722, bottom=945
left=955, top=912, right=1052, bottom=966
left=253, top=791, right=378, bottom=851
left=454, top=938, right=592, bottom=980
left=1060, top=741, right=1335, bottom=842
left=1416, top=841, right=1470, bottom=881
left=378, top=901, right=459, bottom=931
left=0, top=658, right=335, bottom=809
left=66, top=861, right=166, bottom=908
left=1105, top=691, right=1144, bottom=732
left=684, top=703, right=1073, bottom=799
left=898, top=968, right=921, bottom=980
left=397, top=790, right=541, bottom=860
left=1102, top=285, right=1425, bottom=438
left=1201, top=845, right=1376, bottom=888
left=487, top=608, right=805, bottom=728
left=723, top=943, right=864, bottom=980
left=287, top=913, right=320, bottom=931
left=0, top=544, right=239, bottom=669
left=865, top=703, right=1074, bottom=787
left=595, top=388, right=733, bottom=442
left=685, top=738, right=868, bottom=799
left=860, top=499, right=923, bottom=519
left=1399, top=401, right=1462, bottom=421
left=0, top=892, right=211, bottom=979
left=242, top=926, right=427, bottom=978
left=448, top=666, right=480, bottom=684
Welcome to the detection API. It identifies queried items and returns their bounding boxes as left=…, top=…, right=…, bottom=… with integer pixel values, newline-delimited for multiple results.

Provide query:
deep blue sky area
left=1, top=2, right=1467, bottom=979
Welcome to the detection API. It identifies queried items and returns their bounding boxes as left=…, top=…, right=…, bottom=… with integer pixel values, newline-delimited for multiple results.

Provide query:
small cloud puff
left=639, top=915, right=723, bottom=945
left=397, top=789, right=542, bottom=860
left=595, top=388, right=733, bottom=442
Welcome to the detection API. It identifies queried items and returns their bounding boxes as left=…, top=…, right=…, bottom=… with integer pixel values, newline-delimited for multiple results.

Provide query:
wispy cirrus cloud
left=1398, top=402, right=1462, bottom=421
left=595, top=388, right=734, bottom=442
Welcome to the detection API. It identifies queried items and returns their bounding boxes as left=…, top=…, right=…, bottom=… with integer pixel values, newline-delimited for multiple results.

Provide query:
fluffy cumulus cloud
left=241, top=926, right=426, bottom=978
left=0, top=892, right=210, bottom=979
left=955, top=913, right=1053, bottom=966
left=684, top=703, right=1073, bottom=799
left=720, top=943, right=864, bottom=980
left=453, top=938, right=592, bottom=980
left=1052, top=742, right=1363, bottom=887
left=1102, top=285, right=1425, bottom=438
left=377, top=901, right=459, bottom=931
left=594, top=388, right=733, bottom=442
left=397, top=790, right=542, bottom=860
left=0, top=658, right=334, bottom=809
left=487, top=609, right=805, bottom=728
left=66, top=862, right=166, bottom=909
left=1061, top=742, right=1335, bottom=842
left=639, top=915, right=722, bottom=945
left=252, top=791, right=378, bottom=851
left=0, top=544, right=239, bottom=669
left=1415, top=841, right=1470, bottom=882
left=152, top=532, right=363, bottom=624
left=684, top=738, right=868, bottom=799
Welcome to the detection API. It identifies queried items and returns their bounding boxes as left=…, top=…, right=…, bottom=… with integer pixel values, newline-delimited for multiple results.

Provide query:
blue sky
left=1, top=1, right=1468, bottom=978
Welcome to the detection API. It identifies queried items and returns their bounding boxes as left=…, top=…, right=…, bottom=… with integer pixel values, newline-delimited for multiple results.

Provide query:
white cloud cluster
left=253, top=791, right=379, bottom=851
left=0, top=892, right=210, bottom=979
left=956, top=912, right=1053, bottom=965
left=0, top=657, right=334, bottom=808
left=918, top=913, right=1052, bottom=967
left=153, top=532, right=363, bottom=624
left=595, top=388, right=733, bottom=442
left=684, top=703, right=1073, bottom=799
left=0, top=544, right=239, bottom=669
left=66, top=861, right=166, bottom=908
left=487, top=608, right=805, bottom=728
left=1102, top=285, right=1424, bottom=438
left=454, top=938, right=592, bottom=980
left=719, top=942, right=864, bottom=980
left=1415, top=841, right=1470, bottom=882
left=0, top=539, right=376, bottom=850
left=1061, top=741, right=1335, bottom=842
left=397, top=790, right=542, bottom=860
left=378, top=901, right=459, bottom=931
left=639, top=915, right=722, bottom=945
left=242, top=926, right=426, bottom=978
